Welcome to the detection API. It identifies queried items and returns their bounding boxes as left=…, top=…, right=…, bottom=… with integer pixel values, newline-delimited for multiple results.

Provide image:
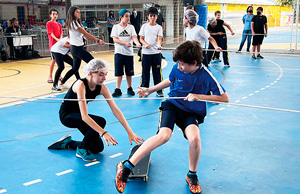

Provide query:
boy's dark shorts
left=114, top=53, right=134, bottom=76
left=158, top=100, right=204, bottom=139
left=252, top=34, right=264, bottom=46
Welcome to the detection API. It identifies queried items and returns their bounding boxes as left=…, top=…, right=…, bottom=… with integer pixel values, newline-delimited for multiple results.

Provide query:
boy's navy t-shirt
left=168, top=64, right=225, bottom=117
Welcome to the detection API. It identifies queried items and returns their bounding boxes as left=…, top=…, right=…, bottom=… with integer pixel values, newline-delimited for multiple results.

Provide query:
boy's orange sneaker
left=186, top=173, right=202, bottom=194
left=115, top=161, right=132, bottom=193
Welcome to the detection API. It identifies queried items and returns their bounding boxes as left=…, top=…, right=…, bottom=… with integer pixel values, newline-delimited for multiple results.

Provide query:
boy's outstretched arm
left=137, top=79, right=171, bottom=97
left=185, top=92, right=229, bottom=103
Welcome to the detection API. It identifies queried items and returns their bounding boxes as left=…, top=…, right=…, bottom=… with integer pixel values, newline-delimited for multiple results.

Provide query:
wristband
left=101, top=131, right=107, bottom=137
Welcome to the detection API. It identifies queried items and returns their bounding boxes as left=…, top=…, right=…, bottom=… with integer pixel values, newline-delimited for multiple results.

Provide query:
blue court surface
left=0, top=53, right=300, bottom=194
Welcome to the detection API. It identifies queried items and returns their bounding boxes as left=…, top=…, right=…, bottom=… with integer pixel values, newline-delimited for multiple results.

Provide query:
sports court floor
left=0, top=45, right=300, bottom=193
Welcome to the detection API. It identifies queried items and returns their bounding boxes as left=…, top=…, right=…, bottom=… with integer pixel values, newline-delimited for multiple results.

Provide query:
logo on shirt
left=119, top=30, right=130, bottom=37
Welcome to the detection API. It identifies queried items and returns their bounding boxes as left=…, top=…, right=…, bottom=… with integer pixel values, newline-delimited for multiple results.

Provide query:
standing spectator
left=237, top=6, right=254, bottom=53
left=207, top=11, right=235, bottom=67
left=107, top=10, right=117, bottom=44
left=130, top=8, right=142, bottom=61
left=251, top=7, right=268, bottom=59
left=6, top=19, right=28, bottom=59
left=210, top=11, right=222, bottom=63
left=184, top=9, right=222, bottom=67
left=46, top=8, right=63, bottom=83
left=110, top=9, right=141, bottom=97
left=139, top=7, right=163, bottom=97
left=154, top=4, right=166, bottom=59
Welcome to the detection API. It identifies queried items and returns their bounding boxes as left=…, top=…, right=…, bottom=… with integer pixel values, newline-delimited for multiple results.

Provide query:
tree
left=276, top=0, right=294, bottom=6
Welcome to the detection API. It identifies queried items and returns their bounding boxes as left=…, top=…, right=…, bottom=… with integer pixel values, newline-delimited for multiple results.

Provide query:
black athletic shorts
left=114, top=53, right=134, bottom=76
left=158, top=100, right=204, bottom=139
left=252, top=34, right=264, bottom=46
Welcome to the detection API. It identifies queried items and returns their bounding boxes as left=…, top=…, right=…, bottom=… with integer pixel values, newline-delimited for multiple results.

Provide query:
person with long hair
left=237, top=6, right=254, bottom=53
left=63, top=6, right=105, bottom=85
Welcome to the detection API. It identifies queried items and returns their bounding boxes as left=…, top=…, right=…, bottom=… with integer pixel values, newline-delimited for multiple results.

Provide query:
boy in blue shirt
left=115, top=40, right=229, bottom=194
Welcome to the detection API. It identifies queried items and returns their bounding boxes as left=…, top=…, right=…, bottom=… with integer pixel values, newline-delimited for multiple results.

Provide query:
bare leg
left=185, top=124, right=201, bottom=172
left=257, top=44, right=261, bottom=55
left=49, top=59, right=56, bottom=78
left=116, top=76, right=122, bottom=89
left=126, top=76, right=132, bottom=88
left=129, top=128, right=172, bottom=166
left=252, top=45, right=257, bottom=56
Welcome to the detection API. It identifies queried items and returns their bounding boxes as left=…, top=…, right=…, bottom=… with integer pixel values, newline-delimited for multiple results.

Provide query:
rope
left=1, top=96, right=300, bottom=114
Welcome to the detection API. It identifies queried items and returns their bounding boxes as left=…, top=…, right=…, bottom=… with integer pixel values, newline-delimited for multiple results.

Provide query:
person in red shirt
left=46, top=8, right=63, bottom=83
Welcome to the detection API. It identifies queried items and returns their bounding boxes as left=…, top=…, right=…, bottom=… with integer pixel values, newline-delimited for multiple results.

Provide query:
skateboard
left=128, top=144, right=151, bottom=181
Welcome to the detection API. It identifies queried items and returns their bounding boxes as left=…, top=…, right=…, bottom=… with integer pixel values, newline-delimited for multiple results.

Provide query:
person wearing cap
left=110, top=9, right=141, bottom=97
left=48, top=58, right=144, bottom=162
left=183, top=9, right=222, bottom=67
left=207, top=10, right=235, bottom=67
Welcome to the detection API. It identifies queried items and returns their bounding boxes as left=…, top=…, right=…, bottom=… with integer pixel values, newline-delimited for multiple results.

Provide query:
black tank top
left=59, top=78, right=102, bottom=117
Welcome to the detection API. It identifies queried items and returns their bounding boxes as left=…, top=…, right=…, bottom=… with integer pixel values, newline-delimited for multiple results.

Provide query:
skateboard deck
left=128, top=144, right=151, bottom=181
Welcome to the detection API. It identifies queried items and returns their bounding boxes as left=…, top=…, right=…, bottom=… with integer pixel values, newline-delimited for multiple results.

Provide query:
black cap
left=154, top=4, right=160, bottom=8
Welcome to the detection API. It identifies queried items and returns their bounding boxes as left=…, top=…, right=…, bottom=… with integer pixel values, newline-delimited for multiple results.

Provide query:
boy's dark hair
left=49, top=8, right=58, bottom=15
left=147, top=7, right=158, bottom=15
left=257, top=7, right=263, bottom=11
left=186, top=5, right=194, bottom=10
left=246, top=6, right=253, bottom=12
left=173, top=40, right=203, bottom=66
left=214, top=10, right=221, bottom=16
left=154, top=4, right=160, bottom=8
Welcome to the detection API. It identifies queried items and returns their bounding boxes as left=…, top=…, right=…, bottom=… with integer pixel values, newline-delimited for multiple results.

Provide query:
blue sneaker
left=76, top=147, right=96, bottom=162
left=48, top=134, right=72, bottom=149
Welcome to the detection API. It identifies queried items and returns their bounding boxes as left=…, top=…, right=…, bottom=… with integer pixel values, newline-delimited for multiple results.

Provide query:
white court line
left=85, top=161, right=100, bottom=167
left=219, top=108, right=225, bottom=111
left=23, top=179, right=42, bottom=186
left=249, top=93, right=254, bottom=96
left=56, top=169, right=73, bottom=176
left=109, top=153, right=123, bottom=158
left=266, top=86, right=270, bottom=88
left=261, top=88, right=265, bottom=90
left=242, top=97, right=247, bottom=99
left=270, top=83, right=274, bottom=85
left=0, top=189, right=7, bottom=193
left=255, top=91, right=260, bottom=93
left=235, top=100, right=240, bottom=103
left=210, top=112, right=217, bottom=115
left=274, top=81, right=278, bottom=83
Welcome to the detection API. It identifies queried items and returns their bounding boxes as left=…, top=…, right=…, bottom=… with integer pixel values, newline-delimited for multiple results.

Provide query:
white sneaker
left=58, top=83, right=69, bottom=89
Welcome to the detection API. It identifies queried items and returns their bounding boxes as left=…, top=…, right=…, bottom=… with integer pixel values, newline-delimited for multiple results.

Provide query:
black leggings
left=51, top=52, right=80, bottom=87
left=61, top=45, right=94, bottom=84
left=60, top=112, right=106, bottom=154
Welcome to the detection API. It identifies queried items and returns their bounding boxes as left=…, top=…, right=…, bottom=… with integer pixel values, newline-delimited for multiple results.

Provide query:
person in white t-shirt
left=111, top=9, right=141, bottom=97
left=65, top=6, right=105, bottom=84
left=184, top=9, right=222, bottom=67
left=51, top=37, right=78, bottom=92
left=139, top=7, right=164, bottom=97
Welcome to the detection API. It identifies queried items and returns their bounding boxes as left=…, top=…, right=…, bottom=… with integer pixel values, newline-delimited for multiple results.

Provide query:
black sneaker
left=112, top=88, right=122, bottom=97
left=127, top=87, right=135, bottom=96
left=224, top=64, right=230, bottom=67
left=236, top=50, right=241, bottom=53
left=246, top=50, right=250, bottom=53
left=257, top=54, right=264, bottom=59
left=252, top=55, right=257, bottom=59
left=115, top=161, right=132, bottom=193
left=52, top=86, right=62, bottom=92
left=156, top=91, right=164, bottom=97
left=186, top=173, right=202, bottom=194
left=161, top=54, right=165, bottom=59
left=138, top=58, right=142, bottom=62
